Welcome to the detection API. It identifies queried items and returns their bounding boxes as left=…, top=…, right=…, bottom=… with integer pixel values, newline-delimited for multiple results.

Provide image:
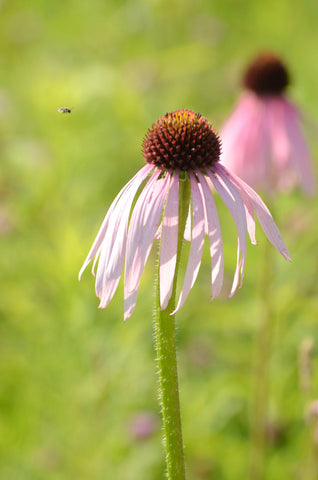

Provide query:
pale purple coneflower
left=220, top=52, right=315, bottom=195
left=79, top=109, right=290, bottom=320
left=128, top=412, right=158, bottom=440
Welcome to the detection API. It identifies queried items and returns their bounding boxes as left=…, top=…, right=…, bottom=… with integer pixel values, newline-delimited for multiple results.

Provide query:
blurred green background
left=1, top=0, right=318, bottom=479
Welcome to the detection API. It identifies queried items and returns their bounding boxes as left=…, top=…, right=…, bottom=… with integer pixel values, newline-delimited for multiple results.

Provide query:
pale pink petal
left=207, top=166, right=247, bottom=296
left=221, top=93, right=269, bottom=188
left=221, top=165, right=291, bottom=261
left=96, top=166, right=155, bottom=308
left=154, top=224, right=161, bottom=240
left=96, top=213, right=127, bottom=307
left=264, top=98, right=299, bottom=192
left=196, top=171, right=224, bottom=299
left=124, top=172, right=171, bottom=320
left=221, top=94, right=253, bottom=173
left=242, top=100, right=269, bottom=187
left=266, top=98, right=291, bottom=172
left=217, top=167, right=248, bottom=291
left=283, top=100, right=315, bottom=195
left=221, top=94, right=257, bottom=169
left=172, top=173, right=205, bottom=314
left=217, top=164, right=256, bottom=245
left=160, top=171, right=179, bottom=310
left=230, top=179, right=256, bottom=245
left=92, top=253, right=99, bottom=277
left=79, top=164, right=153, bottom=281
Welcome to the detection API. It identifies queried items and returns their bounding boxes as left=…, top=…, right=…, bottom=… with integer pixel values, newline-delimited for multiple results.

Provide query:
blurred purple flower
left=80, top=110, right=290, bottom=320
left=221, top=52, right=315, bottom=195
left=128, top=412, right=158, bottom=440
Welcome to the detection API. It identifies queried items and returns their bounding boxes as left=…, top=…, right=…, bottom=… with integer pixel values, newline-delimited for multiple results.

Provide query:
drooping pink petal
left=221, top=93, right=269, bottom=189
left=283, top=99, right=315, bottom=195
left=207, top=166, right=247, bottom=296
left=172, top=172, right=205, bottom=314
left=233, top=184, right=256, bottom=245
left=92, top=252, right=99, bottom=277
left=79, top=164, right=153, bottom=281
left=124, top=172, right=171, bottom=320
left=96, top=166, right=155, bottom=308
left=220, top=94, right=252, bottom=173
left=266, top=98, right=291, bottom=173
left=196, top=171, right=224, bottom=299
left=241, top=98, right=269, bottom=188
left=218, top=164, right=256, bottom=245
left=221, top=164, right=291, bottom=261
left=154, top=224, right=161, bottom=240
left=217, top=167, right=248, bottom=291
left=221, top=94, right=257, bottom=170
left=160, top=171, right=179, bottom=310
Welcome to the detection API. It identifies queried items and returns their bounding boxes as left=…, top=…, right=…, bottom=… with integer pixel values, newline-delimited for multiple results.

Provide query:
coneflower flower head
left=243, top=52, right=289, bottom=96
left=80, top=110, right=290, bottom=320
left=142, top=110, right=221, bottom=170
left=221, top=52, right=315, bottom=195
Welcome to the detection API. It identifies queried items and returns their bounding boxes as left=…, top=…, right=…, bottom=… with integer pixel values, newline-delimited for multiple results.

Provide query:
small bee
left=57, top=106, right=72, bottom=114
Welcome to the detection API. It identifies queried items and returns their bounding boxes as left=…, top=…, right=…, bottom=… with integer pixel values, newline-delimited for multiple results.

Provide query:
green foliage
left=1, top=0, right=318, bottom=478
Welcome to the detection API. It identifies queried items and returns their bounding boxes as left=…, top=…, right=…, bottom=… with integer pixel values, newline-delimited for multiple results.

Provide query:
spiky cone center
left=142, top=110, right=221, bottom=171
left=243, top=52, right=289, bottom=95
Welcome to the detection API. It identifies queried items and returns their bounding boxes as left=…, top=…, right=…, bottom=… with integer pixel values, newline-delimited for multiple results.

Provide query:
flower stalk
left=154, top=175, right=191, bottom=480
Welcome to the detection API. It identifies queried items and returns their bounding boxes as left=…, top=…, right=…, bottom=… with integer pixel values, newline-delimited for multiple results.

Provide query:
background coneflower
left=220, top=52, right=315, bottom=196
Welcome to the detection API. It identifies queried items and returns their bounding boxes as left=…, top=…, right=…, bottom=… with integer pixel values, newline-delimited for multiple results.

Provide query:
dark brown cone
left=142, top=110, right=221, bottom=171
left=243, top=52, right=289, bottom=95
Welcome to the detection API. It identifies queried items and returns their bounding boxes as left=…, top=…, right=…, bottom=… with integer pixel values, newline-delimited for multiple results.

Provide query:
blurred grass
left=1, top=0, right=318, bottom=479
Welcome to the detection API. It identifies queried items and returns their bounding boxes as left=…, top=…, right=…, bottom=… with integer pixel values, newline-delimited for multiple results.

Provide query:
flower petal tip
left=160, top=297, right=171, bottom=312
left=78, top=267, right=85, bottom=282
left=78, top=264, right=90, bottom=281
left=280, top=247, right=291, bottom=262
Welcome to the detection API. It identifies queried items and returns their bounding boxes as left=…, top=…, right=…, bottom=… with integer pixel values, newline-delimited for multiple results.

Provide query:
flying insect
left=57, top=106, right=72, bottom=114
